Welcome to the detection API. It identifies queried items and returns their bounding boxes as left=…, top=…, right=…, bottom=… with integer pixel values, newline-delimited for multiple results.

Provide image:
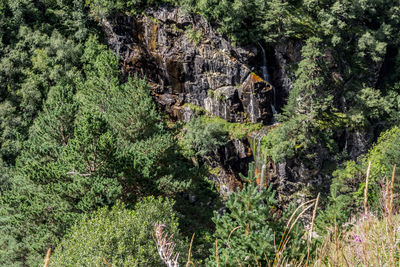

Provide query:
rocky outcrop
left=101, top=6, right=327, bottom=197
left=272, top=40, right=303, bottom=108
left=208, top=138, right=252, bottom=196
left=102, top=6, right=274, bottom=124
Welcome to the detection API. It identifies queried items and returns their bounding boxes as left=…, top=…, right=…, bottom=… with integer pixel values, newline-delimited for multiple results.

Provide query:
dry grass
left=43, top=248, right=51, bottom=267
left=203, top=164, right=400, bottom=267
left=364, top=161, right=372, bottom=214
left=310, top=164, right=400, bottom=267
left=186, top=233, right=196, bottom=267
left=103, top=257, right=111, bottom=267
left=312, top=213, right=400, bottom=266
left=273, top=198, right=316, bottom=266
left=154, top=222, right=180, bottom=267
left=306, top=193, right=320, bottom=266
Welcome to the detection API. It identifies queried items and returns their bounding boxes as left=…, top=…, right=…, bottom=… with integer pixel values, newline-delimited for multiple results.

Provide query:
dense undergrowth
left=1, top=0, right=400, bottom=266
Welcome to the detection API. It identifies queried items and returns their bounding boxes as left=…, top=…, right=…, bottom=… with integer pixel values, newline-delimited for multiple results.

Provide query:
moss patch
left=183, top=103, right=263, bottom=139
left=200, top=116, right=263, bottom=140
left=184, top=103, right=207, bottom=115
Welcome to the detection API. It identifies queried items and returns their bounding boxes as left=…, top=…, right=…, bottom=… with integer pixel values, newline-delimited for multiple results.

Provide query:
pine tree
left=264, top=37, right=337, bottom=162
left=207, top=166, right=307, bottom=266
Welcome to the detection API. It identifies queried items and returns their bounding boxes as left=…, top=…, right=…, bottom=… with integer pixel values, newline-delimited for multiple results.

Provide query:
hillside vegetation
left=1, top=0, right=400, bottom=266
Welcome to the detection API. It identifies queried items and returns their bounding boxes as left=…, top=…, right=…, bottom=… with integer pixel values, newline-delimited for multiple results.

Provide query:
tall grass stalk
left=215, top=239, right=219, bottom=267
left=362, top=161, right=372, bottom=266
left=103, top=258, right=111, bottom=267
left=43, top=248, right=51, bottom=267
left=306, top=193, right=320, bottom=266
left=364, top=161, right=372, bottom=214
left=154, top=223, right=180, bottom=267
left=334, top=216, right=338, bottom=266
left=388, top=165, right=396, bottom=266
left=224, top=226, right=242, bottom=266
left=273, top=199, right=316, bottom=266
left=186, top=233, right=195, bottom=267
left=307, top=165, right=400, bottom=266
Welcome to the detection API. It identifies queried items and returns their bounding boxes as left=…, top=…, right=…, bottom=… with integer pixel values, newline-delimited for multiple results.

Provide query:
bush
left=263, top=122, right=296, bottom=163
left=207, top=181, right=308, bottom=266
left=52, top=197, right=186, bottom=266
left=185, top=26, right=203, bottom=44
left=317, top=126, right=400, bottom=230
left=183, top=117, right=228, bottom=157
left=86, top=0, right=179, bottom=18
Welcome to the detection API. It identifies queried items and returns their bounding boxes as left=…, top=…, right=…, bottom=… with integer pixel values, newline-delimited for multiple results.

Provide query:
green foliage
left=0, top=0, right=90, bottom=164
left=85, top=0, right=125, bottom=18
left=52, top=197, right=186, bottom=266
left=183, top=117, right=228, bottom=157
left=346, top=86, right=388, bottom=128
left=185, top=25, right=203, bottom=44
left=315, top=173, right=354, bottom=232
left=183, top=111, right=263, bottom=139
left=315, top=214, right=400, bottom=266
left=181, top=0, right=301, bottom=44
left=258, top=0, right=400, bottom=166
left=203, top=116, right=263, bottom=140
left=78, top=36, right=191, bottom=199
left=182, top=114, right=262, bottom=158
left=263, top=123, right=296, bottom=163
left=86, top=0, right=179, bottom=18
left=184, top=103, right=208, bottom=115
left=1, top=0, right=400, bottom=266
left=284, top=37, right=330, bottom=118
left=318, top=127, right=400, bottom=230
left=207, top=181, right=307, bottom=266
left=0, top=37, right=191, bottom=266
left=0, top=85, right=121, bottom=266
left=25, top=84, right=77, bottom=159
left=107, top=77, right=163, bottom=143
left=384, top=85, right=400, bottom=126
left=264, top=37, right=340, bottom=162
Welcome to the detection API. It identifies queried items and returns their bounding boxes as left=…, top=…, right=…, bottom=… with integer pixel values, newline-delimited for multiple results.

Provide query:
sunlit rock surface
left=102, top=6, right=274, bottom=124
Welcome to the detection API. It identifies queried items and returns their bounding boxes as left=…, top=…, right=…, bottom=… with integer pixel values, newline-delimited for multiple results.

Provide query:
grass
left=312, top=214, right=400, bottom=266
left=310, top=164, right=400, bottom=266
left=200, top=115, right=263, bottom=140
left=183, top=103, right=263, bottom=140
left=185, top=26, right=203, bottom=44
left=44, top=248, right=51, bottom=267
left=183, top=103, right=208, bottom=116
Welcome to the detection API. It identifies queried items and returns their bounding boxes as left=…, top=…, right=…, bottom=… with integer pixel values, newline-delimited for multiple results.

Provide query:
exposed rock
left=231, top=138, right=248, bottom=159
left=207, top=138, right=253, bottom=196
left=208, top=168, right=241, bottom=197
left=272, top=40, right=303, bottom=100
left=101, top=6, right=338, bottom=198
left=102, top=5, right=274, bottom=124
left=346, top=130, right=373, bottom=160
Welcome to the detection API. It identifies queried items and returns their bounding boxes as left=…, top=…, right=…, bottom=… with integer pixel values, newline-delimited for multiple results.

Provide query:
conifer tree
left=207, top=166, right=307, bottom=266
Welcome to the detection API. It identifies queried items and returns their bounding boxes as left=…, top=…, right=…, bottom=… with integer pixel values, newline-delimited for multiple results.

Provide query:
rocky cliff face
left=101, top=6, right=387, bottom=204
left=102, top=6, right=274, bottom=124
left=272, top=41, right=302, bottom=107
left=101, top=6, right=286, bottom=195
left=102, top=5, right=336, bottom=200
